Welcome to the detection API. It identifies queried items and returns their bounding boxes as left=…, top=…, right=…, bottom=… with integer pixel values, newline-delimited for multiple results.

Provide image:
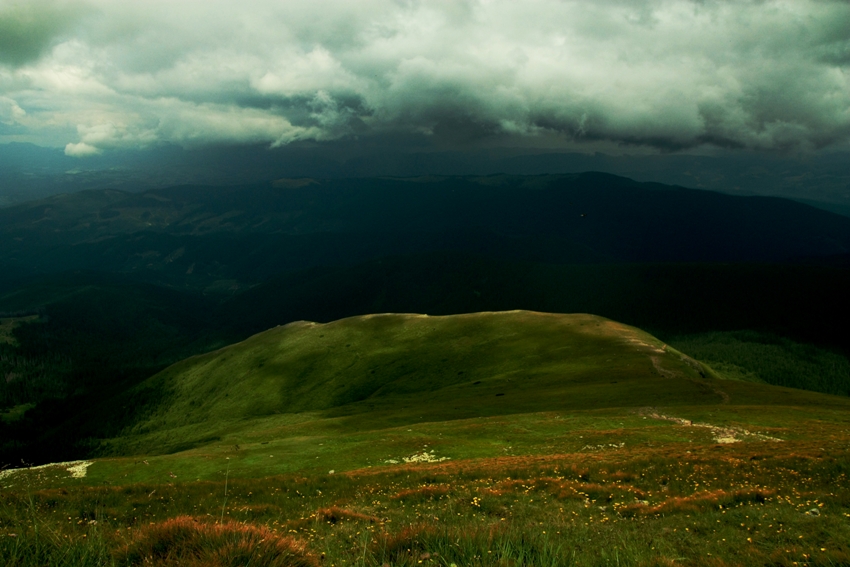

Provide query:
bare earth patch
left=642, top=410, right=782, bottom=444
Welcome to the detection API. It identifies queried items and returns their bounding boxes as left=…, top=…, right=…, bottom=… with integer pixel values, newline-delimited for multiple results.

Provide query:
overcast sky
left=0, top=0, right=849, bottom=158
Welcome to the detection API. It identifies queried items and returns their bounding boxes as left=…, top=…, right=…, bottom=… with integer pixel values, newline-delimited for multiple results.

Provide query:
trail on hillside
left=650, top=353, right=731, bottom=404
left=641, top=409, right=782, bottom=444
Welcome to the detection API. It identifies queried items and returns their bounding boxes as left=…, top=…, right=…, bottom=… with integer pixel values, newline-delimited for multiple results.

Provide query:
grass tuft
left=370, top=523, right=444, bottom=564
left=617, top=488, right=775, bottom=517
left=116, top=515, right=317, bottom=567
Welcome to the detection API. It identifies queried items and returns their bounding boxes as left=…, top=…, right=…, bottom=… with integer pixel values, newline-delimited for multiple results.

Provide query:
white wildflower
left=0, top=460, right=93, bottom=481
left=402, top=452, right=450, bottom=464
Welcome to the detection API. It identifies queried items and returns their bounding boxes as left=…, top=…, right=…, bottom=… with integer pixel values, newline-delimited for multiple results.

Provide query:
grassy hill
left=107, top=311, right=847, bottom=460
left=3, top=311, right=850, bottom=566
left=3, top=258, right=849, bottom=470
left=115, top=311, right=709, bottom=454
left=222, top=253, right=850, bottom=365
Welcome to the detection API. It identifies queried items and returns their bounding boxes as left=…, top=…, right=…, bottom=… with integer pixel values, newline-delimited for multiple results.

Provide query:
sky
left=0, top=0, right=848, bottom=159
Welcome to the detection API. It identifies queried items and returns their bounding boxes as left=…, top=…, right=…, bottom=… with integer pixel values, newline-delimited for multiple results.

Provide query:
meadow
left=1, top=312, right=849, bottom=566
left=1, top=404, right=849, bottom=566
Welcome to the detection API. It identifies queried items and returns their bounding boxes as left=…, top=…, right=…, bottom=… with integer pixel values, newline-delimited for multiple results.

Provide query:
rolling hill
left=108, top=311, right=847, bottom=460
left=4, top=311, right=850, bottom=567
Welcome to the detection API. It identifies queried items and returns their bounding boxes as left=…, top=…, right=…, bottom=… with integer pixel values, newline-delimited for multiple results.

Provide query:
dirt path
left=650, top=355, right=678, bottom=379
left=651, top=355, right=731, bottom=404
left=641, top=409, right=782, bottom=444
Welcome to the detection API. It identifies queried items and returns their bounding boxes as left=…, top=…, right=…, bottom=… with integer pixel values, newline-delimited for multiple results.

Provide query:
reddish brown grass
left=117, top=515, right=318, bottom=567
left=371, top=523, right=442, bottom=562
left=561, top=482, right=614, bottom=502
left=617, top=488, right=775, bottom=517
left=283, top=506, right=380, bottom=531
left=608, top=470, right=636, bottom=482
left=481, top=477, right=558, bottom=497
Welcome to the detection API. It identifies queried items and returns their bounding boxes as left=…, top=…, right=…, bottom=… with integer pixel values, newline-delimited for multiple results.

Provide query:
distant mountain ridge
left=1, top=172, right=849, bottom=289
left=4, top=142, right=850, bottom=216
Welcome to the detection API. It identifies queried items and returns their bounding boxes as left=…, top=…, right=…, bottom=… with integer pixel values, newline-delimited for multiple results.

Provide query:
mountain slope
left=114, top=311, right=847, bottom=457
left=3, top=173, right=850, bottom=288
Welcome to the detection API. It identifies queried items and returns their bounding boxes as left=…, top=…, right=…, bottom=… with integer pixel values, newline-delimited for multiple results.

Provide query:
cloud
left=0, top=95, right=25, bottom=123
left=0, top=1, right=85, bottom=68
left=1, top=0, right=849, bottom=155
left=64, top=141, right=100, bottom=156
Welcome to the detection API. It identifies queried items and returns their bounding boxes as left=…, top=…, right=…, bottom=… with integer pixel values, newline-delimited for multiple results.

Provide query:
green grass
left=80, top=310, right=849, bottom=480
left=2, top=311, right=850, bottom=565
left=2, top=406, right=849, bottom=566
left=110, top=311, right=726, bottom=457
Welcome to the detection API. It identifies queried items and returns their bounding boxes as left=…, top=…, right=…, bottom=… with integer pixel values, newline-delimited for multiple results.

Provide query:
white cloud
left=64, top=141, right=101, bottom=156
left=252, top=48, right=363, bottom=98
left=1, top=0, right=848, bottom=154
left=0, top=96, right=25, bottom=123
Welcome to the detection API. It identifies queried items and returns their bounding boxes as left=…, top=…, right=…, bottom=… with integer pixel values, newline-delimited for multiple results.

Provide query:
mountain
left=4, top=143, right=850, bottom=216
left=2, top=173, right=850, bottom=467
left=2, top=173, right=850, bottom=289
left=220, top=253, right=850, bottom=356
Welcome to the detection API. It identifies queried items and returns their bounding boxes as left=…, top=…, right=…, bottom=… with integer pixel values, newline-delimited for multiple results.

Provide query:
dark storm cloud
left=0, top=0, right=848, bottom=155
left=0, top=1, right=84, bottom=67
